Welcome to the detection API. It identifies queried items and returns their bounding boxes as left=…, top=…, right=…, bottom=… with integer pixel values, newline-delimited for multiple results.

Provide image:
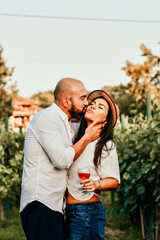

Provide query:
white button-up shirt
left=20, top=103, right=75, bottom=213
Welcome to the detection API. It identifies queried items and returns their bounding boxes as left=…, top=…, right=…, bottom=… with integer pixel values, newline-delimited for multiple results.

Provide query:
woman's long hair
left=74, top=97, right=115, bottom=168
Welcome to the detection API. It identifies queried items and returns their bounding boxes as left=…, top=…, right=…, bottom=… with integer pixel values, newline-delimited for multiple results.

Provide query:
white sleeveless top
left=67, top=140, right=120, bottom=201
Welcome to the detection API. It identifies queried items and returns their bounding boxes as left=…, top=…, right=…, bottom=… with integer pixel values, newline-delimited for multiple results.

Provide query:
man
left=20, top=78, right=101, bottom=240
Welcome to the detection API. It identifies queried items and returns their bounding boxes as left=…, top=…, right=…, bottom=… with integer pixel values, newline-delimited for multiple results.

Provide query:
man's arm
left=31, top=112, right=100, bottom=169
left=72, top=120, right=101, bottom=160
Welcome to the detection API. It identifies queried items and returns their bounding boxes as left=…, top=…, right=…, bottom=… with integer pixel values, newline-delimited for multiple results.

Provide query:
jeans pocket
left=73, top=208, right=89, bottom=221
left=98, top=214, right=106, bottom=240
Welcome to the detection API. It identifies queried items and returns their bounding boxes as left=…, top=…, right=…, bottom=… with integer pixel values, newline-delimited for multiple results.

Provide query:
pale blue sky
left=0, top=0, right=160, bottom=97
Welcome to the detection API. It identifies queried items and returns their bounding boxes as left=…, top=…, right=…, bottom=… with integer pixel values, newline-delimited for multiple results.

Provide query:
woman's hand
left=81, top=177, right=119, bottom=192
left=81, top=178, right=100, bottom=192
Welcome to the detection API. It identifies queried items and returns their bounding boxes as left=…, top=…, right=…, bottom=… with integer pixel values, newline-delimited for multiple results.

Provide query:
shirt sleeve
left=30, top=110, right=75, bottom=170
left=97, top=141, right=120, bottom=183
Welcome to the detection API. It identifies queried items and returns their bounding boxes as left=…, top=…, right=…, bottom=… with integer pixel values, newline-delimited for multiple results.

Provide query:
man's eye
left=99, top=106, right=103, bottom=109
left=81, top=96, right=87, bottom=101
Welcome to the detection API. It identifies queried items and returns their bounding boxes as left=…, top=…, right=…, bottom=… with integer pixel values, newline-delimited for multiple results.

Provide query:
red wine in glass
left=78, top=172, right=90, bottom=180
left=78, top=167, right=90, bottom=180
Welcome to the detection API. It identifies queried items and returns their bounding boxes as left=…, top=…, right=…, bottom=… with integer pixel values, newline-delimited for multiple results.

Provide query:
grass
left=101, top=191, right=143, bottom=240
left=0, top=207, right=26, bottom=240
left=0, top=194, right=154, bottom=240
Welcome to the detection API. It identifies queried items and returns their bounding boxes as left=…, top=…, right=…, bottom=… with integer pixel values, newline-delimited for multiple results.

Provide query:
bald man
left=20, top=78, right=101, bottom=240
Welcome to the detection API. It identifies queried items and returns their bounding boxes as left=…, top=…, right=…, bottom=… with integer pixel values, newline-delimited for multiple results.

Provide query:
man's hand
left=84, top=120, right=101, bottom=142
left=72, top=120, right=101, bottom=161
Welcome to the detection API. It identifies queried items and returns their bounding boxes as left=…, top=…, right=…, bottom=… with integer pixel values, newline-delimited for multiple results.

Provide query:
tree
left=0, top=45, right=15, bottom=118
left=102, top=84, right=137, bottom=116
left=122, top=44, right=160, bottom=104
left=31, top=90, right=54, bottom=108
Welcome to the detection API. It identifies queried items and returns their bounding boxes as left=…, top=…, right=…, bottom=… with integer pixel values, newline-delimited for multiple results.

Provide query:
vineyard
left=0, top=100, right=160, bottom=240
left=114, top=100, right=160, bottom=239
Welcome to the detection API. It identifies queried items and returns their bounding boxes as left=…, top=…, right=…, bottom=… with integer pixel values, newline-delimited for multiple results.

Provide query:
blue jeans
left=65, top=201, right=106, bottom=240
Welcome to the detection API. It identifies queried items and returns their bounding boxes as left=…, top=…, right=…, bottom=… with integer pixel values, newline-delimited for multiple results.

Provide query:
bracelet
left=93, top=180, right=101, bottom=190
left=94, top=180, right=101, bottom=198
left=97, top=180, right=100, bottom=190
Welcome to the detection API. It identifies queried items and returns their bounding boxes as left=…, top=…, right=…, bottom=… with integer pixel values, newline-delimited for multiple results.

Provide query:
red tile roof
left=12, top=96, right=42, bottom=117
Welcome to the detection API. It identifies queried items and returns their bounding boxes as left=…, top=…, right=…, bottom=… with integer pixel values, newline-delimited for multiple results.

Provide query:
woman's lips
left=86, top=109, right=94, bottom=113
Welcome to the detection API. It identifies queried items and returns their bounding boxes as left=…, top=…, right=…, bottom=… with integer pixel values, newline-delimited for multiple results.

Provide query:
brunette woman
left=66, top=90, right=120, bottom=240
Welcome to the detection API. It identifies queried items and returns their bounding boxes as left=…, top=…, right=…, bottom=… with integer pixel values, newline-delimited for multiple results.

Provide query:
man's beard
left=69, top=102, right=84, bottom=120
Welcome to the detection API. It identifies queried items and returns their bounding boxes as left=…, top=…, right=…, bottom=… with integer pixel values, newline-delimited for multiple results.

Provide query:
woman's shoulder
left=106, top=140, right=115, bottom=149
left=100, top=140, right=117, bottom=158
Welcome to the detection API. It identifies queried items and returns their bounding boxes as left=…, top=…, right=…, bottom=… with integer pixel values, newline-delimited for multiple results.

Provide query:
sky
left=0, top=0, right=160, bottom=97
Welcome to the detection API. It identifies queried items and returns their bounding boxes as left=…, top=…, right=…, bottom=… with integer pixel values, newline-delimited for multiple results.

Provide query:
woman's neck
left=86, top=120, right=92, bottom=127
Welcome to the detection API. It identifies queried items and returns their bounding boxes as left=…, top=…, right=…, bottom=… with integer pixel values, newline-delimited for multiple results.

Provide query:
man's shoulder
left=30, top=105, right=59, bottom=125
left=36, top=105, right=55, bottom=117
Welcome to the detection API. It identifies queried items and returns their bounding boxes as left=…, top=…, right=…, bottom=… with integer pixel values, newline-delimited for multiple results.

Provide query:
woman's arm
left=81, top=177, right=119, bottom=192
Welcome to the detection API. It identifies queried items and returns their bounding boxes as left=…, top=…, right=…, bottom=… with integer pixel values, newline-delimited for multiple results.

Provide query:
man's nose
left=84, top=98, right=88, bottom=105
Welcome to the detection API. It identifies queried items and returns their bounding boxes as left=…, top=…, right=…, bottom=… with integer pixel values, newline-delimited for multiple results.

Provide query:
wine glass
left=77, top=167, right=90, bottom=180
left=77, top=167, right=90, bottom=193
left=77, top=167, right=100, bottom=198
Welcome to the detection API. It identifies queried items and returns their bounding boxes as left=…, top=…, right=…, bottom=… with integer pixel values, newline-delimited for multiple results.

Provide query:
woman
left=66, top=90, right=120, bottom=240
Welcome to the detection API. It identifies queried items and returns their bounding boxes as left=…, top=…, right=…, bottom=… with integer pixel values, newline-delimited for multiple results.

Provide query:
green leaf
left=137, top=186, right=145, bottom=195
left=141, top=166, right=150, bottom=174
left=147, top=175, right=154, bottom=183
left=123, top=172, right=130, bottom=180
left=121, top=162, right=127, bottom=172
left=130, top=203, right=137, bottom=212
left=151, top=120, right=160, bottom=129
left=155, top=195, right=160, bottom=202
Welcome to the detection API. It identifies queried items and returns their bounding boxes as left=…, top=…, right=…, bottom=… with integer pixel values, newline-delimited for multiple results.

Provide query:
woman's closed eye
left=89, top=103, right=104, bottom=110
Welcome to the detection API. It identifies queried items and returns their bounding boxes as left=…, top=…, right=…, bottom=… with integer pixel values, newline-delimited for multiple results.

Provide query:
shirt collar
left=51, top=102, right=68, bottom=122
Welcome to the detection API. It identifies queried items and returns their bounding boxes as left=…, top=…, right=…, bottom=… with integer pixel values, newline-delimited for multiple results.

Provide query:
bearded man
left=20, top=78, right=101, bottom=240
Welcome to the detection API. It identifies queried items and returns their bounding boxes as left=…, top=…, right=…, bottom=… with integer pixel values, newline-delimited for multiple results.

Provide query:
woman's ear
left=101, top=120, right=107, bottom=129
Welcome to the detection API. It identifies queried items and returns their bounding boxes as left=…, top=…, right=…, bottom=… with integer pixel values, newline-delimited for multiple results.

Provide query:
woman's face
left=84, top=98, right=109, bottom=125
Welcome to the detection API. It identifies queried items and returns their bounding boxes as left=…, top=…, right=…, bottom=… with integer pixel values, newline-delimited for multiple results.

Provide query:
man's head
left=54, top=78, right=88, bottom=120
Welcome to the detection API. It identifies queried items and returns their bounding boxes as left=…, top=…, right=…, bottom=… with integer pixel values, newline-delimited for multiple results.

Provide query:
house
left=9, top=96, right=43, bottom=132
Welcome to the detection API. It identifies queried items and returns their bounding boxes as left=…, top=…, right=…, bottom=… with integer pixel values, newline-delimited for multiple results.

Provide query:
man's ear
left=62, top=97, right=71, bottom=108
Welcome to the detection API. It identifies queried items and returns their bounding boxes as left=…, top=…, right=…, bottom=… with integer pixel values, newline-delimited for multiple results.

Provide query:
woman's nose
left=90, top=104, right=96, bottom=109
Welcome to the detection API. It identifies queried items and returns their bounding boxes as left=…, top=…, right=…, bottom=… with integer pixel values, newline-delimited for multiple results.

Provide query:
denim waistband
left=66, top=201, right=103, bottom=211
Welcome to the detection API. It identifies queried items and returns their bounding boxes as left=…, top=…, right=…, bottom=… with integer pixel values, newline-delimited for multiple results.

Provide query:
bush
left=0, top=124, right=25, bottom=207
left=114, top=100, right=160, bottom=238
